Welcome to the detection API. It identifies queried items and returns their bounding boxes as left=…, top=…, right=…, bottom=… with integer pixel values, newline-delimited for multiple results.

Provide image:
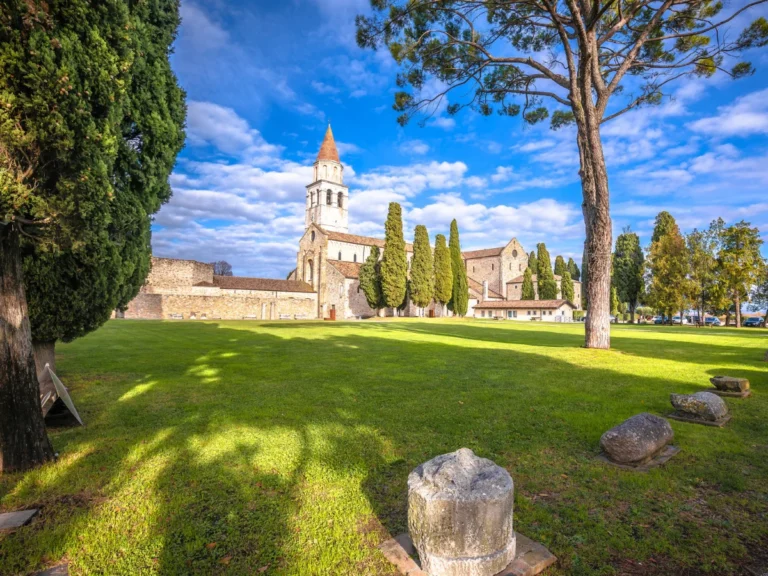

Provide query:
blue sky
left=153, top=0, right=768, bottom=278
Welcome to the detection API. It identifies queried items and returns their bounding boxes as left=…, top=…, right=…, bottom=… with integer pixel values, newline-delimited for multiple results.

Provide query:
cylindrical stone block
left=408, top=448, right=515, bottom=576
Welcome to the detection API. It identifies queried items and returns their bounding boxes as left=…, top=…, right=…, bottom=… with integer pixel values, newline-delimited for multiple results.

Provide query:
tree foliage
left=686, top=219, right=727, bottom=321
left=561, top=271, right=575, bottom=302
left=647, top=214, right=689, bottom=320
left=359, top=245, right=384, bottom=311
left=448, top=219, right=468, bottom=316
left=567, top=257, right=581, bottom=281
left=410, top=225, right=434, bottom=309
left=528, top=251, right=538, bottom=275
left=536, top=243, right=558, bottom=300
left=613, top=228, right=644, bottom=322
left=381, top=202, right=408, bottom=308
left=718, top=221, right=764, bottom=327
left=213, top=261, right=233, bottom=276
left=521, top=267, right=536, bottom=300
left=554, top=255, right=567, bottom=277
left=433, top=233, right=453, bottom=309
left=610, top=286, right=620, bottom=316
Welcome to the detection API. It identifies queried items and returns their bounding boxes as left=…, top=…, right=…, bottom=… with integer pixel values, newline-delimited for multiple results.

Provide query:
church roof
left=475, top=299, right=576, bottom=310
left=204, top=275, right=315, bottom=293
left=328, top=260, right=362, bottom=279
left=325, top=230, right=414, bottom=252
left=316, top=125, right=340, bottom=163
left=462, top=247, right=505, bottom=259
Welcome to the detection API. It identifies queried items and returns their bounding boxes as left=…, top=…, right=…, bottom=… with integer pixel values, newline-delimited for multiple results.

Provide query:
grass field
left=0, top=319, right=766, bottom=575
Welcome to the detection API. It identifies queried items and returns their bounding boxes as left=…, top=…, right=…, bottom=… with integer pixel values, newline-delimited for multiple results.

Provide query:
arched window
left=323, top=165, right=328, bottom=179
left=333, top=165, right=338, bottom=181
left=338, top=251, right=342, bottom=260
left=310, top=231, right=315, bottom=242
left=326, top=190, right=332, bottom=205
left=338, top=192, right=343, bottom=208
left=353, top=254, right=357, bottom=263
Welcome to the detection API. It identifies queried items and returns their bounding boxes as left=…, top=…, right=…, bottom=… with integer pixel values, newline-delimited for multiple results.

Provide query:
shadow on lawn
left=0, top=320, right=766, bottom=575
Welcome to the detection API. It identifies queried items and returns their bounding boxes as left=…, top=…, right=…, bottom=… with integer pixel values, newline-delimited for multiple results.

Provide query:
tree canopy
left=567, top=258, right=581, bottom=282
left=381, top=203, right=408, bottom=309
left=433, top=233, right=453, bottom=310
left=561, top=271, right=575, bottom=302
left=647, top=213, right=689, bottom=320
left=410, top=225, right=434, bottom=309
left=718, top=221, right=764, bottom=327
left=528, top=251, right=538, bottom=276
left=613, top=228, right=644, bottom=322
left=359, top=245, right=384, bottom=311
left=521, top=267, right=536, bottom=300
left=536, top=243, right=558, bottom=300
left=554, top=255, right=567, bottom=277
left=448, top=219, right=468, bottom=316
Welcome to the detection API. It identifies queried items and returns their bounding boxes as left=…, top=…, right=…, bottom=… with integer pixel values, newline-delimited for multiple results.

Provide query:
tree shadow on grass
left=0, top=320, right=766, bottom=575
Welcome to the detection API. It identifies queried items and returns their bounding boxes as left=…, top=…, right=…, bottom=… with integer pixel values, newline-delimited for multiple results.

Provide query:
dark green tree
left=561, top=271, right=575, bottom=302
left=433, top=233, right=452, bottom=315
left=359, top=245, right=384, bottom=313
left=652, top=212, right=677, bottom=244
left=567, top=258, right=580, bottom=282
left=719, top=221, right=764, bottom=327
left=521, top=268, right=536, bottom=300
left=611, top=286, right=620, bottom=319
left=357, top=0, right=767, bottom=349
left=537, top=244, right=558, bottom=300
left=381, top=203, right=408, bottom=310
left=613, top=228, right=645, bottom=323
left=554, top=255, right=567, bottom=277
left=0, top=0, right=183, bottom=472
left=448, top=219, right=469, bottom=316
left=647, top=214, right=689, bottom=323
left=528, top=251, right=538, bottom=275
left=410, top=225, right=434, bottom=313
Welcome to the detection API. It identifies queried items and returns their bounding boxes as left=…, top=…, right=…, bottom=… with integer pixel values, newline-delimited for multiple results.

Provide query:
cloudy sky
left=154, top=0, right=768, bottom=278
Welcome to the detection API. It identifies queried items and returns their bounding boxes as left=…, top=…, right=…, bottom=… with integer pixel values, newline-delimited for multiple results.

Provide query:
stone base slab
left=0, top=508, right=38, bottom=531
left=710, top=389, right=751, bottom=398
left=597, top=445, right=680, bottom=472
left=379, top=532, right=556, bottom=576
left=666, top=412, right=731, bottom=427
left=35, top=565, right=69, bottom=576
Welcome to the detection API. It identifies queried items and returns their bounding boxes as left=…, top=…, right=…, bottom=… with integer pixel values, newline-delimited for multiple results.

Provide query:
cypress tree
left=410, top=225, right=434, bottom=312
left=537, top=243, right=558, bottom=300
left=561, top=271, right=575, bottom=302
left=613, top=228, right=645, bottom=323
left=521, top=268, right=536, bottom=300
left=433, top=234, right=452, bottom=315
left=567, top=257, right=580, bottom=281
left=448, top=219, right=469, bottom=316
left=359, top=246, right=384, bottom=312
left=528, top=251, right=538, bottom=275
left=554, top=255, right=567, bottom=277
left=381, top=203, right=408, bottom=309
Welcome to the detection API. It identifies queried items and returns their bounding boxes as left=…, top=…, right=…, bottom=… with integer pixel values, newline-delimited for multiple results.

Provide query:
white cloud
left=491, top=166, right=514, bottom=183
left=688, top=88, right=768, bottom=137
left=517, top=140, right=556, bottom=152
left=311, top=81, right=339, bottom=95
left=399, top=140, right=430, bottom=155
left=336, top=141, right=363, bottom=156
left=430, top=116, right=456, bottom=130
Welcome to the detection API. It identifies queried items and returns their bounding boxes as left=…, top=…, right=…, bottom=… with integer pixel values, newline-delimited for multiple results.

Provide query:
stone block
left=599, top=413, right=674, bottom=465
left=0, top=508, right=38, bottom=530
left=709, top=376, right=750, bottom=393
left=408, top=448, right=515, bottom=576
left=670, top=391, right=729, bottom=422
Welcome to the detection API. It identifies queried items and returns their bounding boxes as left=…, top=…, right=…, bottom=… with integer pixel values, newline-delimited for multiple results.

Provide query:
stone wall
left=466, top=255, right=503, bottom=296
left=146, top=257, right=213, bottom=289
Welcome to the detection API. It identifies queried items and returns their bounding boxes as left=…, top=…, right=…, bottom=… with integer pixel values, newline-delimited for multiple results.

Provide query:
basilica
left=122, top=126, right=580, bottom=322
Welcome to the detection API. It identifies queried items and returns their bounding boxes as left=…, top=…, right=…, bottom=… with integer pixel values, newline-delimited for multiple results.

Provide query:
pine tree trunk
left=0, top=225, right=55, bottom=474
left=735, top=293, right=741, bottom=328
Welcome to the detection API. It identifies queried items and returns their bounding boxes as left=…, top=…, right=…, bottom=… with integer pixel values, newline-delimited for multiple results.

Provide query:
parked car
left=704, top=317, right=722, bottom=326
left=744, top=316, right=765, bottom=327
left=671, top=316, right=690, bottom=325
left=654, top=316, right=668, bottom=325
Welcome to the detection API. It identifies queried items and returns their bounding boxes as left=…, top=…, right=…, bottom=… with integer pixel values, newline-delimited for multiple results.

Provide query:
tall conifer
left=448, top=220, right=469, bottom=316
left=554, top=255, right=567, bottom=277
left=521, top=268, right=536, bottom=300
left=537, top=243, right=558, bottom=300
left=381, top=203, right=408, bottom=309
left=528, top=251, right=538, bottom=275
left=561, top=271, right=575, bottom=302
left=359, top=246, right=384, bottom=312
left=433, top=233, right=452, bottom=314
left=567, top=257, right=580, bottom=281
left=411, top=225, right=434, bottom=312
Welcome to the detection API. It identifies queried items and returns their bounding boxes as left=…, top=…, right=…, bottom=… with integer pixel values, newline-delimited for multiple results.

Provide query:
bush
left=574, top=310, right=585, bottom=320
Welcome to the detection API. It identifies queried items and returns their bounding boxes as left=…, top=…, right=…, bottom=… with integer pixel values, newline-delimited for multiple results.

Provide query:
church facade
left=122, top=126, right=580, bottom=321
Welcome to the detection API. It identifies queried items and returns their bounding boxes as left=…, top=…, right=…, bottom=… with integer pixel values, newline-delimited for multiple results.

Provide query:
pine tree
left=567, top=258, right=580, bottom=281
left=613, top=228, right=645, bottom=323
left=719, top=221, right=764, bottom=328
left=521, top=268, right=536, bottom=300
left=554, top=255, right=567, bottom=277
left=647, top=214, right=689, bottom=323
left=433, top=233, right=452, bottom=315
left=651, top=211, right=677, bottom=243
left=381, top=203, right=408, bottom=309
left=448, top=219, right=469, bottom=316
left=359, top=246, right=384, bottom=312
left=528, top=251, right=538, bottom=275
left=410, top=225, right=434, bottom=313
left=561, top=271, right=575, bottom=302
left=536, top=243, right=558, bottom=300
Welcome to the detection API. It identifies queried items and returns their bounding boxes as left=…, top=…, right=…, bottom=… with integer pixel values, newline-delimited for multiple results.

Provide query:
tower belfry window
left=326, top=190, right=332, bottom=205
left=338, top=192, right=343, bottom=208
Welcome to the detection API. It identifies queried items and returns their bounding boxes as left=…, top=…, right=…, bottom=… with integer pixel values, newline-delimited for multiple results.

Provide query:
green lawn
left=1, top=320, right=767, bottom=575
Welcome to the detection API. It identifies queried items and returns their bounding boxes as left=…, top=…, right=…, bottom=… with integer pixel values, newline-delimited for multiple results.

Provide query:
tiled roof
left=210, top=275, right=315, bottom=293
left=325, top=230, right=414, bottom=252
left=474, top=299, right=576, bottom=310
left=467, top=276, right=504, bottom=299
left=328, top=260, right=362, bottom=279
left=508, top=274, right=580, bottom=284
left=317, top=125, right=340, bottom=162
left=462, top=247, right=504, bottom=259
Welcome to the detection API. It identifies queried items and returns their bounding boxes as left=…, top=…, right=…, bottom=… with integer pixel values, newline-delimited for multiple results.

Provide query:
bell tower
left=305, top=125, right=349, bottom=233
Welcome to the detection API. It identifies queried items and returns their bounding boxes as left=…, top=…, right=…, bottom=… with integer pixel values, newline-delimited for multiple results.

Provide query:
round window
left=512, top=249, right=518, bottom=257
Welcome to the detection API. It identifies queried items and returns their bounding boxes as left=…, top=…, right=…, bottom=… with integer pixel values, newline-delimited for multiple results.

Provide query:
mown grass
left=0, top=319, right=766, bottom=575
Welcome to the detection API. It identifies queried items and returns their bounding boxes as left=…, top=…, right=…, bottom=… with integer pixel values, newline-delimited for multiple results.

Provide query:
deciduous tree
left=381, top=203, right=408, bottom=310
left=521, top=268, right=536, bottom=300
left=537, top=244, right=558, bottom=300
left=213, top=261, right=233, bottom=276
left=613, top=228, right=644, bottom=323
left=433, top=233, right=453, bottom=315
left=410, top=225, right=434, bottom=313
left=448, top=219, right=469, bottom=316
left=719, top=221, right=764, bottom=327
left=686, top=219, right=725, bottom=323
left=360, top=246, right=384, bottom=313
left=357, top=0, right=768, bottom=349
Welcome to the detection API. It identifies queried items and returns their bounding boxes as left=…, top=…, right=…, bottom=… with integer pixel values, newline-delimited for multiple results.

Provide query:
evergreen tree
left=433, top=233, right=452, bottom=315
left=380, top=203, right=408, bottom=309
left=567, top=257, right=580, bottom=281
left=448, top=219, right=469, bottom=316
left=528, top=251, right=538, bottom=275
left=651, top=211, right=677, bottom=243
left=647, top=214, right=689, bottom=323
left=686, top=219, right=726, bottom=323
left=0, top=0, right=184, bottom=472
left=613, top=228, right=645, bottom=323
left=359, top=246, right=384, bottom=312
left=536, top=243, right=558, bottom=300
left=561, top=271, right=575, bottom=302
left=410, top=225, right=434, bottom=313
left=554, top=255, right=567, bottom=277
left=610, top=286, right=620, bottom=318
left=719, top=221, right=764, bottom=327
left=521, top=268, right=536, bottom=300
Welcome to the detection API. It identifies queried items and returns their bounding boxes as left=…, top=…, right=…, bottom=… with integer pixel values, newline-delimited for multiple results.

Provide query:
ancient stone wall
left=466, top=255, right=503, bottom=296
left=146, top=257, right=213, bottom=289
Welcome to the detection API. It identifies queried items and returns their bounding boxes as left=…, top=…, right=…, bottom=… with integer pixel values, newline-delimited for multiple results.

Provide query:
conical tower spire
left=316, top=124, right=340, bottom=163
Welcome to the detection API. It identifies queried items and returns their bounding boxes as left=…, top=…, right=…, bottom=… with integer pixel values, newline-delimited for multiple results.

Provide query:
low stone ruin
left=668, top=391, right=730, bottom=427
left=408, top=448, right=516, bottom=576
left=709, top=376, right=751, bottom=398
left=599, top=413, right=678, bottom=470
